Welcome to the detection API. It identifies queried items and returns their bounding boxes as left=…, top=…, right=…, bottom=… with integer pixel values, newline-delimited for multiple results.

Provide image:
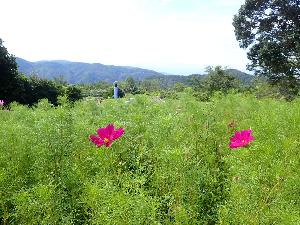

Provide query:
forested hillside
left=16, top=57, right=253, bottom=85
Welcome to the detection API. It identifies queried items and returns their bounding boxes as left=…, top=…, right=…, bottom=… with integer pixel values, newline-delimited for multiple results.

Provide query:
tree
left=66, top=85, right=82, bottom=103
left=202, top=66, right=239, bottom=94
left=27, top=75, right=62, bottom=105
left=140, top=79, right=160, bottom=93
left=0, top=38, right=22, bottom=103
left=191, top=66, right=239, bottom=101
left=233, top=0, right=300, bottom=99
left=124, top=76, right=140, bottom=94
left=172, top=82, right=186, bottom=92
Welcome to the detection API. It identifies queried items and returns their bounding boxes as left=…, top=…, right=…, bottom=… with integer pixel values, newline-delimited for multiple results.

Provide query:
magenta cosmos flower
left=0, top=100, right=4, bottom=106
left=229, top=129, right=254, bottom=149
left=89, top=124, right=124, bottom=148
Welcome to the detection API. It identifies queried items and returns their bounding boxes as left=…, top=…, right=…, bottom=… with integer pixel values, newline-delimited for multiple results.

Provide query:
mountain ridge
left=16, top=57, right=253, bottom=85
left=16, top=57, right=166, bottom=84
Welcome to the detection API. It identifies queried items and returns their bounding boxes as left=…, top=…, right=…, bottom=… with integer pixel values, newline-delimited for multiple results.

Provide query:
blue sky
left=0, top=0, right=249, bottom=75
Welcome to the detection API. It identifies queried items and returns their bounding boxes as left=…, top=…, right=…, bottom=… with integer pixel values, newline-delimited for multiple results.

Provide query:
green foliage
left=0, top=39, right=82, bottom=105
left=16, top=57, right=255, bottom=87
left=215, top=94, right=300, bottom=224
left=139, top=79, right=161, bottom=93
left=124, top=77, right=142, bottom=95
left=191, top=66, right=240, bottom=101
left=172, top=82, right=186, bottom=92
left=159, top=89, right=179, bottom=99
left=248, top=76, right=300, bottom=101
left=225, top=69, right=253, bottom=85
left=17, top=75, right=82, bottom=106
left=1, top=91, right=300, bottom=224
left=233, top=0, right=300, bottom=99
left=0, top=38, right=25, bottom=104
left=0, top=93, right=230, bottom=224
left=66, top=85, right=82, bottom=103
left=27, top=75, right=62, bottom=105
left=79, top=81, right=112, bottom=99
left=79, top=81, right=126, bottom=99
left=203, top=66, right=240, bottom=94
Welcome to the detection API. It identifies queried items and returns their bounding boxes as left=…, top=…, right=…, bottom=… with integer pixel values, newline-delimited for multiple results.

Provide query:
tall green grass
left=0, top=93, right=299, bottom=224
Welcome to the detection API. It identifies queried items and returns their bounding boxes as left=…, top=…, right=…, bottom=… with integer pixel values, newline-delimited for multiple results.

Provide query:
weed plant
left=0, top=93, right=299, bottom=224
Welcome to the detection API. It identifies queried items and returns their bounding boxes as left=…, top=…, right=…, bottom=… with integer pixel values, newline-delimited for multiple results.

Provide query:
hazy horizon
left=1, top=0, right=250, bottom=75
left=17, top=56, right=253, bottom=76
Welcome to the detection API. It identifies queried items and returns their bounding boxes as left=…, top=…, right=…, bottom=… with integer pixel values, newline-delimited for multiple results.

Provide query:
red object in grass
left=89, top=124, right=124, bottom=148
left=229, top=129, right=254, bottom=149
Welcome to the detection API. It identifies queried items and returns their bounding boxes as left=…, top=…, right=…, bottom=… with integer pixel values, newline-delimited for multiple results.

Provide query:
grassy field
left=1, top=93, right=299, bottom=224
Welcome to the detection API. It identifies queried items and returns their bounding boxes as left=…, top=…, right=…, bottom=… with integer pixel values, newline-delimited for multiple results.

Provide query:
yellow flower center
left=103, top=138, right=109, bottom=143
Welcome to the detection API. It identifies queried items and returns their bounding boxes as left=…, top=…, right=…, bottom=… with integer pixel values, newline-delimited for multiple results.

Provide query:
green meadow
left=1, top=93, right=300, bottom=224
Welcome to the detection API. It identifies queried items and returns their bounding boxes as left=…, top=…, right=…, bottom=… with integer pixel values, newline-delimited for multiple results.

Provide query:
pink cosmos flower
left=89, top=124, right=124, bottom=148
left=229, top=129, right=254, bottom=149
left=0, top=100, right=4, bottom=106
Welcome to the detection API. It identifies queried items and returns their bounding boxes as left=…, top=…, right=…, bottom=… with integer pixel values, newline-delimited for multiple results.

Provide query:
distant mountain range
left=16, top=57, right=253, bottom=85
left=16, top=57, right=165, bottom=84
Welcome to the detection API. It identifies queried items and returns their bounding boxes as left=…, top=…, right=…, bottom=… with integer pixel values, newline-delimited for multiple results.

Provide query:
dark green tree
left=203, top=66, right=239, bottom=94
left=66, top=85, right=82, bottom=102
left=233, top=0, right=300, bottom=99
left=0, top=38, right=22, bottom=103
left=191, top=66, right=239, bottom=101
left=140, top=79, right=160, bottom=93
left=124, top=76, right=140, bottom=94
left=172, top=82, right=186, bottom=92
left=27, top=75, right=62, bottom=105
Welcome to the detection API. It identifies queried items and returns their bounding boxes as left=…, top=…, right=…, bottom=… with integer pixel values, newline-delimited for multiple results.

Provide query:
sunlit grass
left=0, top=93, right=299, bottom=224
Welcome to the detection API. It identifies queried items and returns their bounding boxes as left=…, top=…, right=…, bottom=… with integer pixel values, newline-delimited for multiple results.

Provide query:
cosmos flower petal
left=90, top=124, right=124, bottom=148
left=89, top=135, right=104, bottom=147
left=112, top=128, right=124, bottom=140
left=241, top=129, right=251, bottom=138
left=229, top=129, right=254, bottom=149
left=105, top=141, right=112, bottom=147
left=234, top=131, right=242, bottom=139
left=106, top=124, right=114, bottom=135
left=230, top=136, right=238, bottom=142
left=89, top=135, right=98, bottom=144
left=96, top=127, right=109, bottom=139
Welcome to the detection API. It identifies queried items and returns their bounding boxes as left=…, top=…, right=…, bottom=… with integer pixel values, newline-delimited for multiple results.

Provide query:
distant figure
left=113, top=81, right=119, bottom=99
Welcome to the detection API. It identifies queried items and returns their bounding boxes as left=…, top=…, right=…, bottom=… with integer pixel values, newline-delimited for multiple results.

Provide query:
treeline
left=1, top=35, right=299, bottom=105
left=10, top=74, right=81, bottom=105
left=75, top=68, right=254, bottom=100
left=79, top=65, right=295, bottom=101
left=0, top=39, right=82, bottom=106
